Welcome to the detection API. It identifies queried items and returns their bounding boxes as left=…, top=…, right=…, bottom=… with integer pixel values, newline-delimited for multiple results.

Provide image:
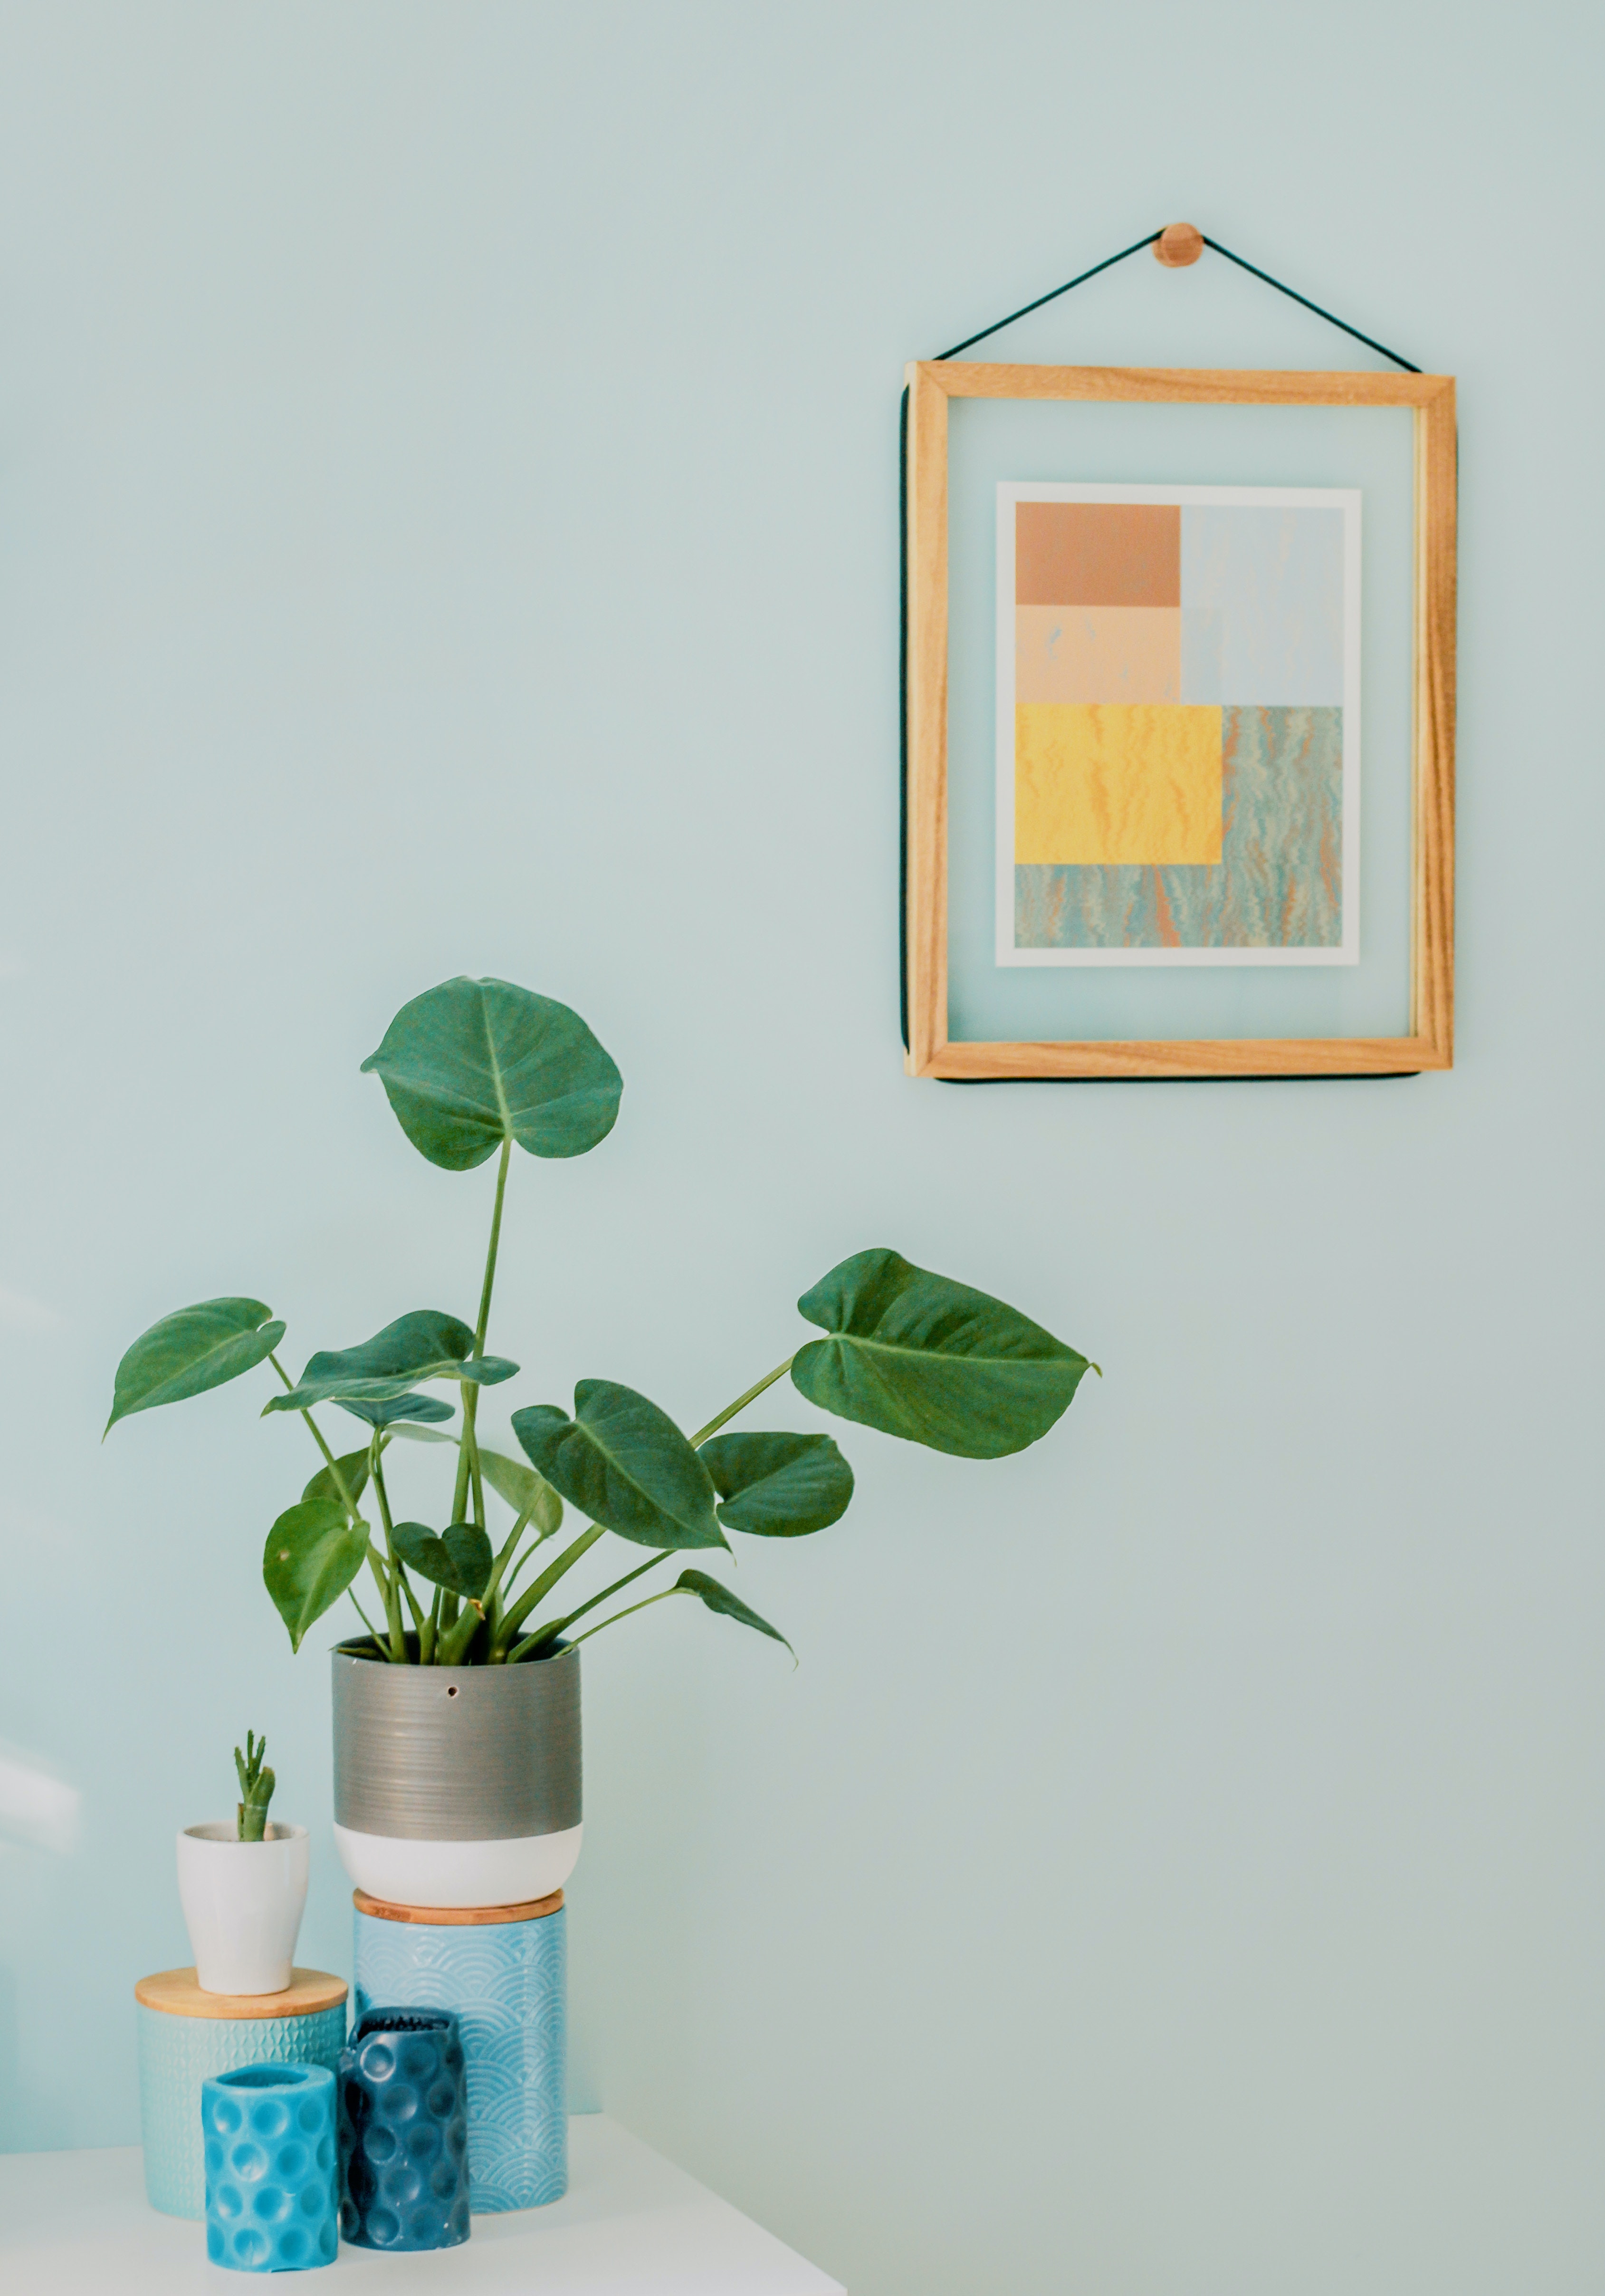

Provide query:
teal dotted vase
left=135, top=1967, right=348, bottom=2220
left=337, top=2006, right=471, bottom=2250
left=202, top=2062, right=339, bottom=2272
left=353, top=1889, right=567, bottom=2210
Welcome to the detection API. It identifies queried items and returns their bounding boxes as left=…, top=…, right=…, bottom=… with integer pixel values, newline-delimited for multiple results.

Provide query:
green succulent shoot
left=108, top=976, right=1098, bottom=1670
left=234, top=1731, right=276, bottom=1843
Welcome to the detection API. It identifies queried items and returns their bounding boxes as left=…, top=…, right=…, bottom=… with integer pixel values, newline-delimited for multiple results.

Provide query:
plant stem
left=492, top=1523, right=607, bottom=1657
left=450, top=1134, right=512, bottom=1530
left=268, top=1352, right=363, bottom=1521
left=346, top=1586, right=382, bottom=1644
left=567, top=1586, right=680, bottom=1647
left=505, top=1550, right=668, bottom=1664
left=420, top=1583, right=441, bottom=1667
left=689, top=1356, right=796, bottom=1447
left=368, top=1447, right=410, bottom=1661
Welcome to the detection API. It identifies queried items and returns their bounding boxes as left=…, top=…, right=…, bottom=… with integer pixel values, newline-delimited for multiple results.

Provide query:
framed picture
left=902, top=363, right=1456, bottom=1079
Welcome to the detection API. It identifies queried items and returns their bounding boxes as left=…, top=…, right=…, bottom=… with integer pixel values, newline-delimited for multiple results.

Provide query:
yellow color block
left=1014, top=704, right=1223, bottom=866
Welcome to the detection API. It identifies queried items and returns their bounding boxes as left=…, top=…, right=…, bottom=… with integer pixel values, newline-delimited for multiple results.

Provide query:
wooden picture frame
left=902, top=362, right=1457, bottom=1079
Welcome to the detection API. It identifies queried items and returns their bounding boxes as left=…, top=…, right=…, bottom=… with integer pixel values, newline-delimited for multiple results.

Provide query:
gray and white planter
left=331, top=1642, right=582, bottom=1910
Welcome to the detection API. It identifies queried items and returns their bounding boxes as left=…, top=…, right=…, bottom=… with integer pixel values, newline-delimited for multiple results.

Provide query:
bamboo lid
left=134, top=1967, right=348, bottom=2020
left=353, top=1887, right=564, bottom=1927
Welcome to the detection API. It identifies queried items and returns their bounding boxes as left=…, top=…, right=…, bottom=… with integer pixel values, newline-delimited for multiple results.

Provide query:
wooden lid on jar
left=353, top=1887, right=564, bottom=1927
left=134, top=1967, right=348, bottom=2020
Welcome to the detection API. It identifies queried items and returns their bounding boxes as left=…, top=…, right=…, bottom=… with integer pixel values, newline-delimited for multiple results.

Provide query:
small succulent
left=234, top=1731, right=276, bottom=1842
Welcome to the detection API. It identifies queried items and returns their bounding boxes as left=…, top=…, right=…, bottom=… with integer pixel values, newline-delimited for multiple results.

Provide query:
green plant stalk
left=506, top=1550, right=667, bottom=1664
left=567, top=1585, right=681, bottom=1647
left=485, top=1507, right=536, bottom=1637
left=449, top=1134, right=512, bottom=1529
left=689, top=1356, right=795, bottom=1447
left=268, top=1352, right=364, bottom=1521
left=492, top=1523, right=608, bottom=1657
left=235, top=1733, right=275, bottom=1842
left=347, top=1585, right=383, bottom=1645
left=368, top=1447, right=420, bottom=1656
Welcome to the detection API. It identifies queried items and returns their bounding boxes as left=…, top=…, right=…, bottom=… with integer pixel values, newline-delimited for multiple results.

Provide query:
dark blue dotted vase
left=201, top=2062, right=339, bottom=2272
left=337, top=2006, right=471, bottom=2251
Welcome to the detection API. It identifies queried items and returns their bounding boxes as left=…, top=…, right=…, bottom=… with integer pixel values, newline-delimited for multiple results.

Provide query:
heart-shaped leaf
left=361, top=976, right=623, bottom=1171
left=301, top=1449, right=370, bottom=1516
left=105, top=1298, right=285, bottom=1435
left=670, top=1569, right=793, bottom=1656
left=262, top=1311, right=517, bottom=1414
left=337, top=1393, right=456, bottom=1429
left=263, top=1499, right=370, bottom=1652
left=512, top=1381, right=725, bottom=1551
left=792, top=1249, right=1092, bottom=1459
left=391, top=1520, right=495, bottom=1600
left=477, top=1447, right=564, bottom=1536
left=700, top=1431, right=854, bottom=1537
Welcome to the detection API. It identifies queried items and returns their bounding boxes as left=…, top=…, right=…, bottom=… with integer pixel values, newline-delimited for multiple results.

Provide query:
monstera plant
left=107, top=978, right=1095, bottom=1666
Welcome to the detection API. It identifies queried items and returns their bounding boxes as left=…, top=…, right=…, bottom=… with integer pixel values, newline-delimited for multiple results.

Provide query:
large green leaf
left=338, top=1393, right=456, bottom=1429
left=391, top=1521, right=495, bottom=1601
left=700, top=1431, right=854, bottom=1537
left=669, top=1569, right=793, bottom=1657
left=105, top=1297, right=285, bottom=1435
left=301, top=1449, right=370, bottom=1516
left=361, top=976, right=623, bottom=1171
left=511, top=1381, right=725, bottom=1551
left=262, top=1311, right=517, bottom=1415
left=477, top=1447, right=564, bottom=1536
left=263, top=1499, right=370, bottom=1652
left=791, top=1248, right=1092, bottom=1459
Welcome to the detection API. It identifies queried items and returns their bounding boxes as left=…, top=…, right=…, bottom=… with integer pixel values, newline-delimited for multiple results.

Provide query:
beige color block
left=1014, top=703, right=1223, bottom=865
left=1015, top=606, right=1181, bottom=704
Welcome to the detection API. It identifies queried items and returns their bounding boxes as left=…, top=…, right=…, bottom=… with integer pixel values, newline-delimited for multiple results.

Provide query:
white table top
left=0, top=2113, right=844, bottom=2293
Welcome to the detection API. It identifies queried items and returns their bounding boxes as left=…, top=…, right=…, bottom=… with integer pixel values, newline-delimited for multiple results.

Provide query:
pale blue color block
left=353, top=1905, right=566, bottom=2212
left=137, top=2002, right=346, bottom=2221
left=1180, top=508, right=1345, bottom=704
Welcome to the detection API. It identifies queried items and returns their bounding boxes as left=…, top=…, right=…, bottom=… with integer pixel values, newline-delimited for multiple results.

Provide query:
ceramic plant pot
left=331, top=1642, right=581, bottom=1910
left=177, top=1823, right=310, bottom=1995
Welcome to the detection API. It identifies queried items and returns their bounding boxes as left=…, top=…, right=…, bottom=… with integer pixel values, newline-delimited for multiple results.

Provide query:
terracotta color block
left=1014, top=703, right=1223, bottom=865
left=1015, top=502, right=1181, bottom=607
left=1015, top=606, right=1181, bottom=704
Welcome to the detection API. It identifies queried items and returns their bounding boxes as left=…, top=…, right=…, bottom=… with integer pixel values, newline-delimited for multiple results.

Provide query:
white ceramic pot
left=176, top=1822, right=309, bottom=1995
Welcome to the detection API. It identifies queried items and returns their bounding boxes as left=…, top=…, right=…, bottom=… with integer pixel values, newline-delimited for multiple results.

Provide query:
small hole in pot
left=446, top=1686, right=459, bottom=1698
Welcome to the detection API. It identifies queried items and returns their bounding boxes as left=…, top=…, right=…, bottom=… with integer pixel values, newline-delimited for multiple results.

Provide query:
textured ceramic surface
left=331, top=1642, right=581, bottom=1842
left=333, top=1821, right=582, bottom=1908
left=138, top=2000, right=346, bottom=2220
left=202, top=2062, right=338, bottom=2272
left=177, top=1823, right=309, bottom=1994
left=354, top=1902, right=567, bottom=2210
left=337, top=2009, right=470, bottom=2251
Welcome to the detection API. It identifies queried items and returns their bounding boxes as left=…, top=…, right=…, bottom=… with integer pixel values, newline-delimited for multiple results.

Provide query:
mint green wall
left=1, top=7, right=1600, bottom=2292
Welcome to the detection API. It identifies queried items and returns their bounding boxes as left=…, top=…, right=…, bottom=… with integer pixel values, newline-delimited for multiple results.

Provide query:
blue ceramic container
left=136, top=1979, right=346, bottom=2220
left=353, top=1895, right=567, bottom=2209
left=201, top=2062, right=338, bottom=2272
left=337, top=2007, right=471, bottom=2251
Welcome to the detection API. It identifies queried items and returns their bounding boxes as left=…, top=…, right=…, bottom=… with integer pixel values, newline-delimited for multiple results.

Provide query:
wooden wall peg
left=1155, top=222, right=1204, bottom=268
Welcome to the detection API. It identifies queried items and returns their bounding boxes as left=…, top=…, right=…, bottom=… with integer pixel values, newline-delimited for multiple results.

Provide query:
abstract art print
left=996, top=483, right=1360, bottom=966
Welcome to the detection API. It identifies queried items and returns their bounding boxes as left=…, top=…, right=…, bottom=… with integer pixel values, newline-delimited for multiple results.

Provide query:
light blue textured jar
left=201, top=2062, right=339, bottom=2272
left=135, top=1968, right=348, bottom=2220
left=352, top=1892, right=566, bottom=2211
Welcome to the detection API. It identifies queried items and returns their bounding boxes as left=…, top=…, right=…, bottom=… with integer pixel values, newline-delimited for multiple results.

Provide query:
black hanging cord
left=1198, top=236, right=1419, bottom=374
left=934, top=227, right=1419, bottom=374
left=935, top=230, right=1161, bottom=360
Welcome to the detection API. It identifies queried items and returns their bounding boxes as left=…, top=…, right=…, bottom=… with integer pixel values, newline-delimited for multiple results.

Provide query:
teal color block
left=202, top=2062, right=338, bottom=2271
left=1015, top=706, right=1342, bottom=950
left=1181, top=508, right=1345, bottom=704
left=138, top=2001, right=347, bottom=2220
left=354, top=1905, right=567, bottom=2211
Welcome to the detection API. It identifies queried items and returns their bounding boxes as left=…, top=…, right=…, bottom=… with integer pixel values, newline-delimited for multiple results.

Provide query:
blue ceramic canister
left=135, top=1967, right=348, bottom=2220
left=353, top=1887, right=567, bottom=2210
left=337, top=2006, right=471, bottom=2251
left=201, top=2061, right=339, bottom=2272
